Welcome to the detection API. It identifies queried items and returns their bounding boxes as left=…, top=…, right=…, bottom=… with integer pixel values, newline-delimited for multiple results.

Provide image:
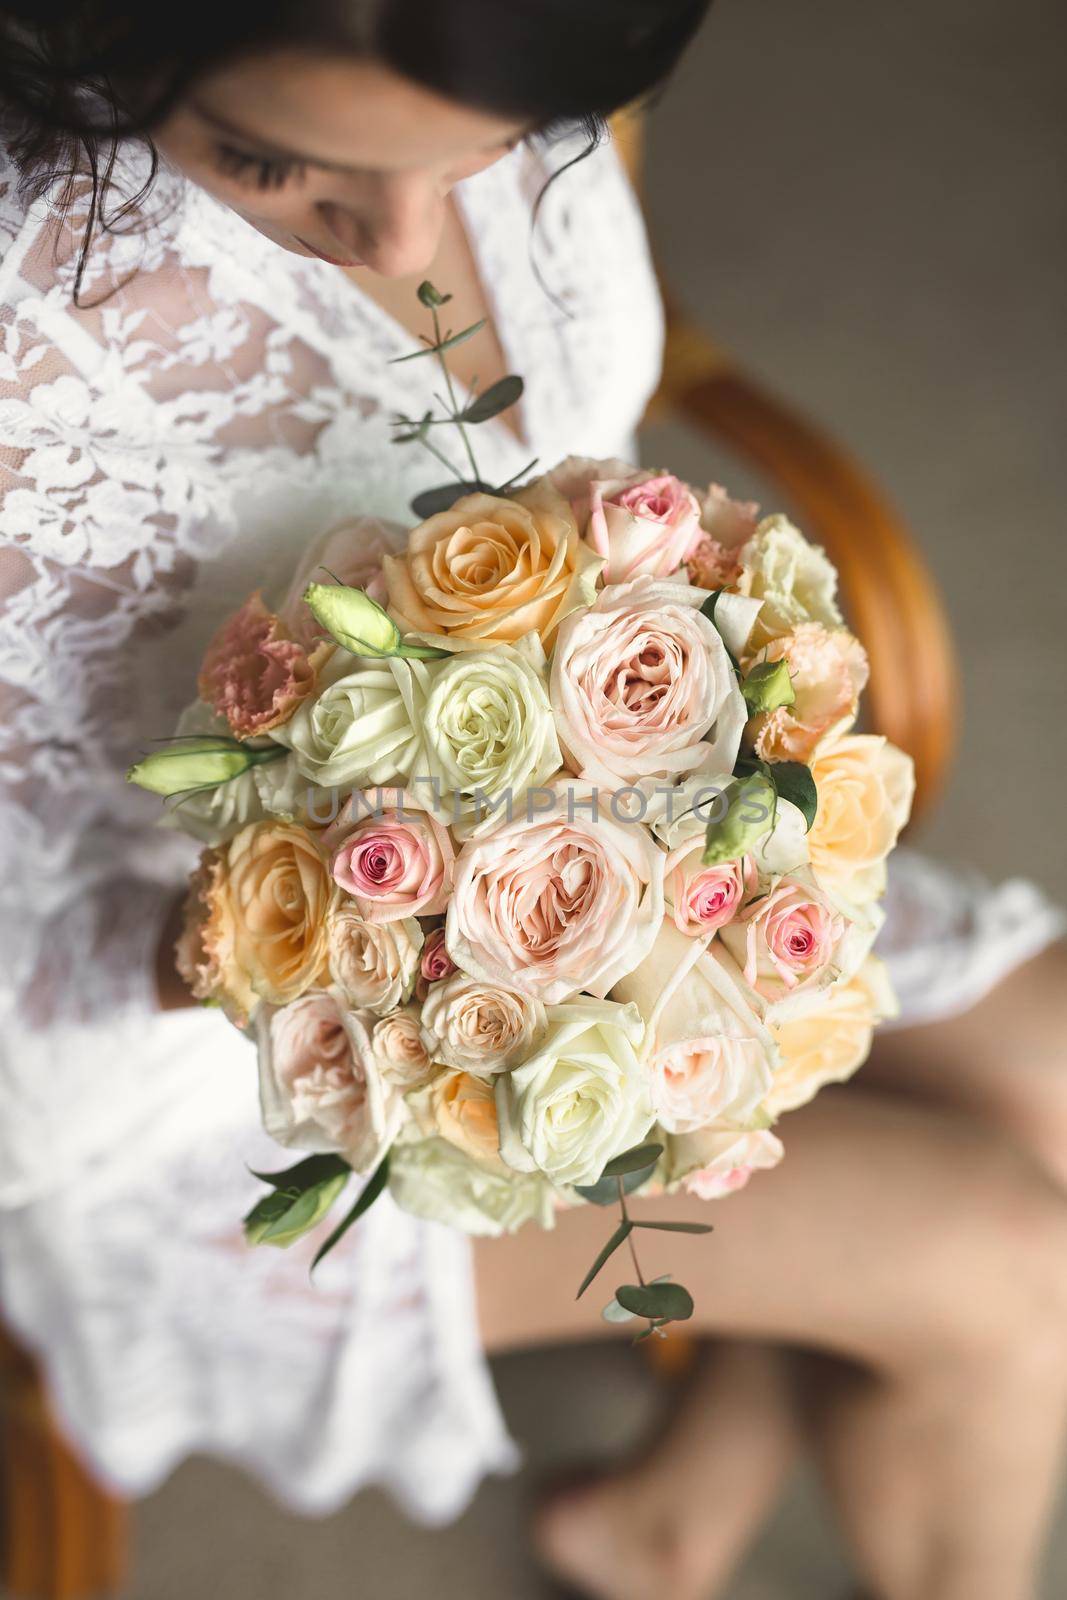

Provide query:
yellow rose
left=430, top=1070, right=505, bottom=1168
left=808, top=734, right=914, bottom=903
left=226, top=821, right=338, bottom=1005
left=382, top=479, right=601, bottom=649
left=765, top=956, right=898, bottom=1115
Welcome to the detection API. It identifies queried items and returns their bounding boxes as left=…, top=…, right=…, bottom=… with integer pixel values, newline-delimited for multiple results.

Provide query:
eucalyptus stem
left=414, top=427, right=468, bottom=485
left=617, top=1179, right=646, bottom=1289
left=431, top=304, right=482, bottom=485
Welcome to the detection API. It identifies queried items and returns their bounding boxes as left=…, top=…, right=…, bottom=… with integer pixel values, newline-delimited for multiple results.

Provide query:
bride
left=1, top=3, right=1065, bottom=1596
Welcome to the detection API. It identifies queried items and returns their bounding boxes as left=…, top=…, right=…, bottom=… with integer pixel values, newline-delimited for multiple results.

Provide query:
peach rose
left=175, top=847, right=258, bottom=1027
left=807, top=735, right=914, bottom=903
left=370, top=1007, right=435, bottom=1092
left=429, top=1070, right=504, bottom=1167
left=586, top=470, right=703, bottom=582
left=322, top=788, right=454, bottom=923
left=255, top=992, right=403, bottom=1173
left=225, top=821, right=337, bottom=1006
left=667, top=1127, right=785, bottom=1199
left=420, top=973, right=547, bottom=1077
left=198, top=592, right=330, bottom=739
left=550, top=577, right=749, bottom=787
left=382, top=479, right=601, bottom=649
left=447, top=779, right=665, bottom=1003
left=326, top=906, right=423, bottom=1013
left=612, top=921, right=776, bottom=1134
left=765, top=955, right=898, bottom=1115
left=749, top=623, right=869, bottom=763
left=718, top=871, right=848, bottom=1008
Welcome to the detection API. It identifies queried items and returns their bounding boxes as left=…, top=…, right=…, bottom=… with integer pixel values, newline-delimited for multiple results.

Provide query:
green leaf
left=615, top=1281, right=695, bottom=1322
left=394, top=640, right=453, bottom=661
left=244, top=1167, right=350, bottom=1249
left=575, top=1220, right=633, bottom=1300
left=632, top=1220, right=714, bottom=1235
left=310, top=1153, right=391, bottom=1273
left=390, top=319, right=486, bottom=363
left=699, top=590, right=723, bottom=624
left=702, top=772, right=776, bottom=865
left=249, top=1153, right=350, bottom=1190
left=410, top=479, right=491, bottom=519
left=768, top=760, right=818, bottom=831
left=574, top=1165, right=657, bottom=1207
left=457, top=374, right=524, bottom=425
left=391, top=410, right=433, bottom=444
left=417, top=280, right=452, bottom=308
left=601, top=1295, right=637, bottom=1325
left=601, top=1142, right=664, bottom=1179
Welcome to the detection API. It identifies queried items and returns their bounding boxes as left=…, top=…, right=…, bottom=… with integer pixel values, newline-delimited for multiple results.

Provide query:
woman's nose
left=317, top=175, right=447, bottom=277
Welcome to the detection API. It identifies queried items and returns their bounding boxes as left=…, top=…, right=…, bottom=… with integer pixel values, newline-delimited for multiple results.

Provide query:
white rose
left=388, top=1136, right=558, bottom=1237
left=371, top=1007, right=435, bottom=1091
left=736, top=514, right=842, bottom=649
left=496, top=997, right=654, bottom=1189
left=417, top=635, right=562, bottom=835
left=666, top=1126, right=785, bottom=1199
left=327, top=906, right=423, bottom=1012
left=273, top=647, right=429, bottom=790
left=420, top=974, right=547, bottom=1077
left=255, top=991, right=403, bottom=1174
left=612, top=921, right=777, bottom=1134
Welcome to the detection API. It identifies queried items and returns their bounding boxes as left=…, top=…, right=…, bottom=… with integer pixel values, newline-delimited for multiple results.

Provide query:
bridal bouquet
left=130, top=284, right=912, bottom=1337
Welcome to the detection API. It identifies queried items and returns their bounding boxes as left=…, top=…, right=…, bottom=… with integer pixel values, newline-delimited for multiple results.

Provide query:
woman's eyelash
left=214, top=144, right=308, bottom=192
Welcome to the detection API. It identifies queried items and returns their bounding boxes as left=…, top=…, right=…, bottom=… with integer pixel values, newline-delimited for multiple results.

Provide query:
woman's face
left=157, top=52, right=528, bottom=276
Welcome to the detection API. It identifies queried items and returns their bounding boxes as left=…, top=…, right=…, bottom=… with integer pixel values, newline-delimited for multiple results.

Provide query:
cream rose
left=736, top=514, right=842, bottom=650
left=382, top=479, right=601, bottom=649
left=807, top=735, right=914, bottom=904
left=388, top=1136, right=558, bottom=1236
left=326, top=905, right=423, bottom=1012
left=447, top=779, right=665, bottom=1003
left=420, top=974, right=546, bottom=1077
left=612, top=921, right=777, bottom=1134
left=495, top=997, right=654, bottom=1189
left=550, top=577, right=751, bottom=788
left=255, top=992, right=403, bottom=1174
left=223, top=821, right=337, bottom=1007
left=417, top=637, right=563, bottom=832
left=370, top=1006, right=435, bottom=1091
left=765, top=955, right=898, bottom=1115
left=272, top=647, right=429, bottom=790
left=666, top=1127, right=785, bottom=1199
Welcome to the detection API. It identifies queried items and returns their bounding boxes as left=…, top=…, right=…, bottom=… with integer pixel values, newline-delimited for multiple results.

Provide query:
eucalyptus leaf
left=244, top=1167, right=350, bottom=1249
left=574, top=1165, right=657, bottom=1207
left=249, top=1153, right=350, bottom=1191
left=601, top=1142, right=664, bottom=1179
left=390, top=319, right=486, bottom=363
left=699, top=589, right=724, bottom=623
left=576, top=1220, right=633, bottom=1301
left=601, top=1296, right=637, bottom=1325
left=632, top=1220, right=714, bottom=1235
left=410, top=479, right=491, bottom=519
left=458, top=374, right=524, bottom=424
left=615, top=1281, right=695, bottom=1322
left=391, top=410, right=433, bottom=444
left=769, top=760, right=819, bottom=830
left=417, top=280, right=452, bottom=308
left=311, top=1153, right=391, bottom=1273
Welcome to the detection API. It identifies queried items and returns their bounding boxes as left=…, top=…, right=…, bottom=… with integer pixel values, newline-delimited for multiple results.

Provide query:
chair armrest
left=652, top=307, right=959, bottom=822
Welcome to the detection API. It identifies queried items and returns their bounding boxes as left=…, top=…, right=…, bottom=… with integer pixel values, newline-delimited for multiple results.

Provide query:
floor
left=123, top=0, right=1067, bottom=1592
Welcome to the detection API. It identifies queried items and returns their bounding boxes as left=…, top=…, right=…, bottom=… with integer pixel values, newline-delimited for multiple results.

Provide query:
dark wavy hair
left=0, top=0, right=710, bottom=299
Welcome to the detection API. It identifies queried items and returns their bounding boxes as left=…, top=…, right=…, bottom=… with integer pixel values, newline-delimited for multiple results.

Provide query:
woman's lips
left=294, top=235, right=362, bottom=268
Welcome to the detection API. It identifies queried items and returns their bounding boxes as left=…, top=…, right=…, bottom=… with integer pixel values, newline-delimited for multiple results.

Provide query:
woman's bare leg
left=475, top=1088, right=1067, bottom=1600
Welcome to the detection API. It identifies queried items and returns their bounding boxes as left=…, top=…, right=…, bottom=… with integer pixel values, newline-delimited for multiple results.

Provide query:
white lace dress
left=0, top=135, right=1062, bottom=1522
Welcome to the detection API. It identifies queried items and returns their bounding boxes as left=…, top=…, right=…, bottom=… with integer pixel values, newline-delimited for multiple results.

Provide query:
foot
left=533, top=1469, right=725, bottom=1600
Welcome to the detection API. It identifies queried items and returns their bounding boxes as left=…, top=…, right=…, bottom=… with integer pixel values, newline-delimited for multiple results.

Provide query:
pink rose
left=198, top=592, right=330, bottom=739
left=416, top=926, right=457, bottom=999
left=550, top=576, right=748, bottom=788
left=587, top=470, right=702, bottom=583
left=322, top=788, right=454, bottom=924
left=720, top=873, right=847, bottom=1006
left=279, top=515, right=407, bottom=647
left=446, top=779, right=665, bottom=1003
left=666, top=839, right=756, bottom=937
left=255, top=991, right=403, bottom=1173
left=670, top=1128, right=785, bottom=1200
left=749, top=623, right=869, bottom=763
left=612, top=921, right=775, bottom=1134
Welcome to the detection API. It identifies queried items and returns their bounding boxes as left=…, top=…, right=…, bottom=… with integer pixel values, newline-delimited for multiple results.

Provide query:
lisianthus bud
left=741, top=659, right=795, bottom=715
left=302, top=582, right=401, bottom=656
left=702, top=772, right=776, bottom=865
left=127, top=738, right=281, bottom=797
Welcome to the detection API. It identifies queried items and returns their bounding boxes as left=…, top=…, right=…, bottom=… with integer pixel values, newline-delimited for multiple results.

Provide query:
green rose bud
left=302, top=582, right=401, bottom=656
left=126, top=738, right=281, bottom=797
left=702, top=772, right=776, bottom=865
left=741, top=658, right=796, bottom=714
left=243, top=1156, right=351, bottom=1249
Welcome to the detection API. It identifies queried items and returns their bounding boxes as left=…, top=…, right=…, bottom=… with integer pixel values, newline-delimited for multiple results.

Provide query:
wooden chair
left=0, top=107, right=959, bottom=1599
